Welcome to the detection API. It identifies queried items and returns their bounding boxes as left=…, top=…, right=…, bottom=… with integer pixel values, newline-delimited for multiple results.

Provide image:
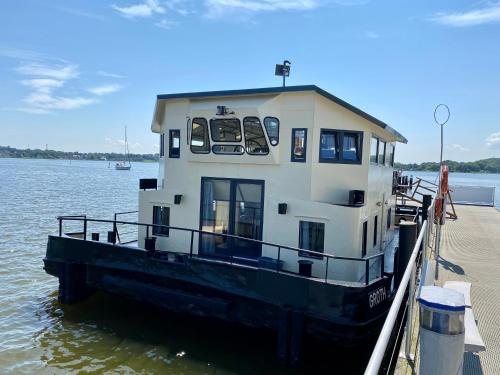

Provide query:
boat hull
left=44, top=235, right=393, bottom=360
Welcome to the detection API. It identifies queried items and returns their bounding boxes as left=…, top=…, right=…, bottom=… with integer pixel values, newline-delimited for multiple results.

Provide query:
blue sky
left=1, top=0, right=500, bottom=163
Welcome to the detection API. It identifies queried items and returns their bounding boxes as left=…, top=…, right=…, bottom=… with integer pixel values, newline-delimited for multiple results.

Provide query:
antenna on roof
left=275, top=60, right=291, bottom=88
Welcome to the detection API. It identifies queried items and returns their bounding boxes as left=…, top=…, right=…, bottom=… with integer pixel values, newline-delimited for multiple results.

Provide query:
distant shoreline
left=395, top=158, right=500, bottom=174
left=0, top=146, right=159, bottom=163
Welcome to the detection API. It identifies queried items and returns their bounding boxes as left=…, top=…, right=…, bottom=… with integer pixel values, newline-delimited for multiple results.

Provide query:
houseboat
left=44, top=85, right=407, bottom=364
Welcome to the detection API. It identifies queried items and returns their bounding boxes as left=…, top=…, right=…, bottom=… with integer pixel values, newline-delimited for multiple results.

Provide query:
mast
left=125, top=125, right=131, bottom=165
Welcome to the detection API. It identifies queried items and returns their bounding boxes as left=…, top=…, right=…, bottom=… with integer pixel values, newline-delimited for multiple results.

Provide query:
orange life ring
left=440, top=165, right=449, bottom=195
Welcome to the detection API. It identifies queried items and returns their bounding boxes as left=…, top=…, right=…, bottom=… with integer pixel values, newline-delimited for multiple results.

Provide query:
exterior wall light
left=278, top=203, right=288, bottom=215
left=174, top=194, right=183, bottom=205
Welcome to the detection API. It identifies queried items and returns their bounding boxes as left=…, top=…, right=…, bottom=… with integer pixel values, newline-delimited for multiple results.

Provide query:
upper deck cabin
left=139, top=85, right=407, bottom=283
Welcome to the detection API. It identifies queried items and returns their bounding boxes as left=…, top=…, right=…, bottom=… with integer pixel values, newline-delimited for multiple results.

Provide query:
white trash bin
left=418, top=286, right=465, bottom=375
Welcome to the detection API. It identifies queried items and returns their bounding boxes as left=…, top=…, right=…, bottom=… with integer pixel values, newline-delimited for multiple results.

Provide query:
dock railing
left=56, top=215, right=385, bottom=286
left=364, top=196, right=436, bottom=375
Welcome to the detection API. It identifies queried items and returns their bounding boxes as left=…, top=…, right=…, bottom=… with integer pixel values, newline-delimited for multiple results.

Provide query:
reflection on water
left=11, top=160, right=500, bottom=372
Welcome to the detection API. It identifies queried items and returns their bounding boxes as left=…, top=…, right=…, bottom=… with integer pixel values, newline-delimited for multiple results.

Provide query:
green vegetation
left=395, top=158, right=500, bottom=174
left=0, top=146, right=159, bottom=162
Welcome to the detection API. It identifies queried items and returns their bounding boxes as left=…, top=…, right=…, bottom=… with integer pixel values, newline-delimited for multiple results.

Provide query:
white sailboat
left=115, top=126, right=132, bottom=170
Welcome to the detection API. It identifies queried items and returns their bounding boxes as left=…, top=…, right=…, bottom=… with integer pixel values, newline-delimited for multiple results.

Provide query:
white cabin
left=138, top=85, right=407, bottom=283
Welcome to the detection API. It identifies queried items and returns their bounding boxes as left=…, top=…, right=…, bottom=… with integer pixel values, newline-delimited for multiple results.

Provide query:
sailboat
left=115, top=126, right=132, bottom=170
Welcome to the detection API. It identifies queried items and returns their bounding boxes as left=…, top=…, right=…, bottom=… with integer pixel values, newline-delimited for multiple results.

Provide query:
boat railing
left=364, top=196, right=436, bottom=375
left=113, top=210, right=139, bottom=244
left=56, top=215, right=385, bottom=286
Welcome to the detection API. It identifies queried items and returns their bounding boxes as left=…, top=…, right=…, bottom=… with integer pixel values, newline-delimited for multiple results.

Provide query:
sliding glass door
left=199, top=178, right=264, bottom=260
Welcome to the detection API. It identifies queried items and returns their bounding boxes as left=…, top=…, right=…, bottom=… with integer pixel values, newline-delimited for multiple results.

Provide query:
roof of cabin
left=156, top=85, right=407, bottom=143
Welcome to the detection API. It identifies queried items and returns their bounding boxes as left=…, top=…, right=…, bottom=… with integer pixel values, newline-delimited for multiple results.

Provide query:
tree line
left=0, top=146, right=159, bottom=162
left=395, top=158, right=500, bottom=173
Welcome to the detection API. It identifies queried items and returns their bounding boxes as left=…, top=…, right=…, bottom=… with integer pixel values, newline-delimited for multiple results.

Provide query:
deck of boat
left=396, top=205, right=500, bottom=375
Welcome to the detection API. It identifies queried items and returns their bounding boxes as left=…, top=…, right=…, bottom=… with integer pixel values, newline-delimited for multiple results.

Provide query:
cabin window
left=387, top=208, right=392, bottom=229
left=152, top=206, right=170, bottom=237
left=342, top=132, right=362, bottom=162
left=210, top=119, right=242, bottom=142
left=212, top=145, right=244, bottom=155
left=190, top=118, right=210, bottom=154
left=370, top=137, right=379, bottom=164
left=244, top=117, right=269, bottom=155
left=373, top=215, right=378, bottom=247
left=291, top=128, right=307, bottom=162
left=299, top=221, right=324, bottom=259
left=362, top=221, right=368, bottom=257
left=378, top=141, right=386, bottom=164
left=388, top=144, right=395, bottom=167
left=264, top=117, right=280, bottom=146
left=169, top=129, right=180, bottom=158
left=319, top=130, right=339, bottom=162
left=159, top=133, right=165, bottom=157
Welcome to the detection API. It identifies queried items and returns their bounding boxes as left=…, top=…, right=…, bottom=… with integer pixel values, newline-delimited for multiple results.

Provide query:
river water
left=1, top=158, right=499, bottom=374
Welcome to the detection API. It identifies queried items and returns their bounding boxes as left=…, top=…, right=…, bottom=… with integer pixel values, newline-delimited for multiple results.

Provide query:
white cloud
left=88, top=84, right=123, bottom=96
left=111, top=0, right=166, bottom=18
left=23, top=92, right=96, bottom=110
left=16, top=62, right=79, bottom=80
left=486, top=132, right=500, bottom=148
left=204, top=0, right=319, bottom=17
left=365, top=30, right=379, bottom=39
left=155, top=19, right=178, bottom=29
left=447, top=143, right=470, bottom=152
left=58, top=7, right=106, bottom=21
left=431, top=4, right=500, bottom=27
left=20, top=78, right=65, bottom=93
left=105, top=137, right=143, bottom=150
left=98, top=70, right=125, bottom=78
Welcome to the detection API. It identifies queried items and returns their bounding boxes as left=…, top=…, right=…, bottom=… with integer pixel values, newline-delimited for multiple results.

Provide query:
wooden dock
left=396, top=205, right=500, bottom=375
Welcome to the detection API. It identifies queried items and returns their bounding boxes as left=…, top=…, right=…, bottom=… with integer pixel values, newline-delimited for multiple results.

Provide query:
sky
left=1, top=0, right=500, bottom=163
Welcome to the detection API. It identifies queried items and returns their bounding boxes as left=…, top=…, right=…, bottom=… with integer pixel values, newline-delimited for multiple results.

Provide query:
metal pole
left=405, top=262, right=416, bottom=357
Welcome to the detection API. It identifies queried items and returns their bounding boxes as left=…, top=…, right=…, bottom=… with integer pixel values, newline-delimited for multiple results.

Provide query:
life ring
left=440, top=165, right=449, bottom=195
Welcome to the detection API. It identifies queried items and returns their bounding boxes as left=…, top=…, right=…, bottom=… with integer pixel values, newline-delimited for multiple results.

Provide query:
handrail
left=364, top=197, right=435, bottom=375
left=57, top=215, right=385, bottom=285
left=364, top=219, right=427, bottom=375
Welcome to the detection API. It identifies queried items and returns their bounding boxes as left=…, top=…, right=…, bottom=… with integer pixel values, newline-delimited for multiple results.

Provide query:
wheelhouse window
left=319, top=130, right=339, bottom=162
left=190, top=118, right=210, bottom=154
left=210, top=119, right=242, bottom=142
left=212, top=145, right=244, bottom=155
left=264, top=117, right=279, bottom=146
left=159, top=133, right=165, bottom=157
left=388, top=144, right=395, bottom=167
left=291, top=128, right=307, bottom=162
left=362, top=221, right=368, bottom=257
left=169, top=129, right=180, bottom=158
left=319, top=129, right=363, bottom=164
left=378, top=140, right=386, bottom=164
left=243, top=117, right=269, bottom=155
left=299, top=221, right=325, bottom=259
left=370, top=137, right=379, bottom=164
left=152, top=206, right=170, bottom=237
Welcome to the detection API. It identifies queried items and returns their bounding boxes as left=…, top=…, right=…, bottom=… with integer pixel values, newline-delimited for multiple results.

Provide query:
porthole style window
left=264, top=117, right=280, bottom=146
left=243, top=117, right=269, bottom=155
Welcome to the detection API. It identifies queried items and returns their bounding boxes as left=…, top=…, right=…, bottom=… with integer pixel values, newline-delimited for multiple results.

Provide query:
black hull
left=44, top=235, right=393, bottom=362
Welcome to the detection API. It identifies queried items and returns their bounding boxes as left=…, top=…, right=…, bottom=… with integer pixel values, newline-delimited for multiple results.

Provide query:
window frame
left=263, top=116, right=280, bottom=146
left=169, top=129, right=180, bottom=158
left=190, top=117, right=210, bottom=154
left=212, top=144, right=245, bottom=155
left=152, top=205, right=170, bottom=237
left=291, top=128, right=308, bottom=163
left=298, top=220, right=325, bottom=259
left=319, top=129, right=363, bottom=164
left=243, top=116, right=269, bottom=156
left=159, top=133, right=165, bottom=157
left=370, top=136, right=379, bottom=164
left=378, top=140, right=386, bottom=165
left=209, top=118, right=242, bottom=143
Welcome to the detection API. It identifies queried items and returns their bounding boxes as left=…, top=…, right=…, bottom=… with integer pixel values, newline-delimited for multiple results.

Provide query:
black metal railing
left=57, top=216, right=385, bottom=286
left=113, top=210, right=139, bottom=244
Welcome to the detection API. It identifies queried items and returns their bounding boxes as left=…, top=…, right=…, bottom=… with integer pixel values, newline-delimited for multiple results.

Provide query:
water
left=403, top=171, right=500, bottom=207
left=0, top=158, right=367, bottom=374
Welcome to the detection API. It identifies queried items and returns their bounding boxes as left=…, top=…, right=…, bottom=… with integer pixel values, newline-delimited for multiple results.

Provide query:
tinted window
left=264, top=117, right=279, bottom=146
left=169, top=129, right=180, bottom=158
left=243, top=117, right=269, bottom=155
left=319, top=130, right=339, bottom=161
left=389, top=144, right=395, bottom=166
left=210, top=119, right=242, bottom=142
left=191, top=118, right=210, bottom=154
left=291, top=128, right=307, bottom=162
left=362, top=221, right=368, bottom=257
left=153, top=206, right=170, bottom=237
left=378, top=141, right=386, bottom=164
left=370, top=137, right=379, bottom=164
left=299, top=221, right=325, bottom=259
left=373, top=215, right=378, bottom=247
left=343, top=132, right=361, bottom=162
left=212, top=145, right=244, bottom=155
left=160, top=133, right=165, bottom=157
